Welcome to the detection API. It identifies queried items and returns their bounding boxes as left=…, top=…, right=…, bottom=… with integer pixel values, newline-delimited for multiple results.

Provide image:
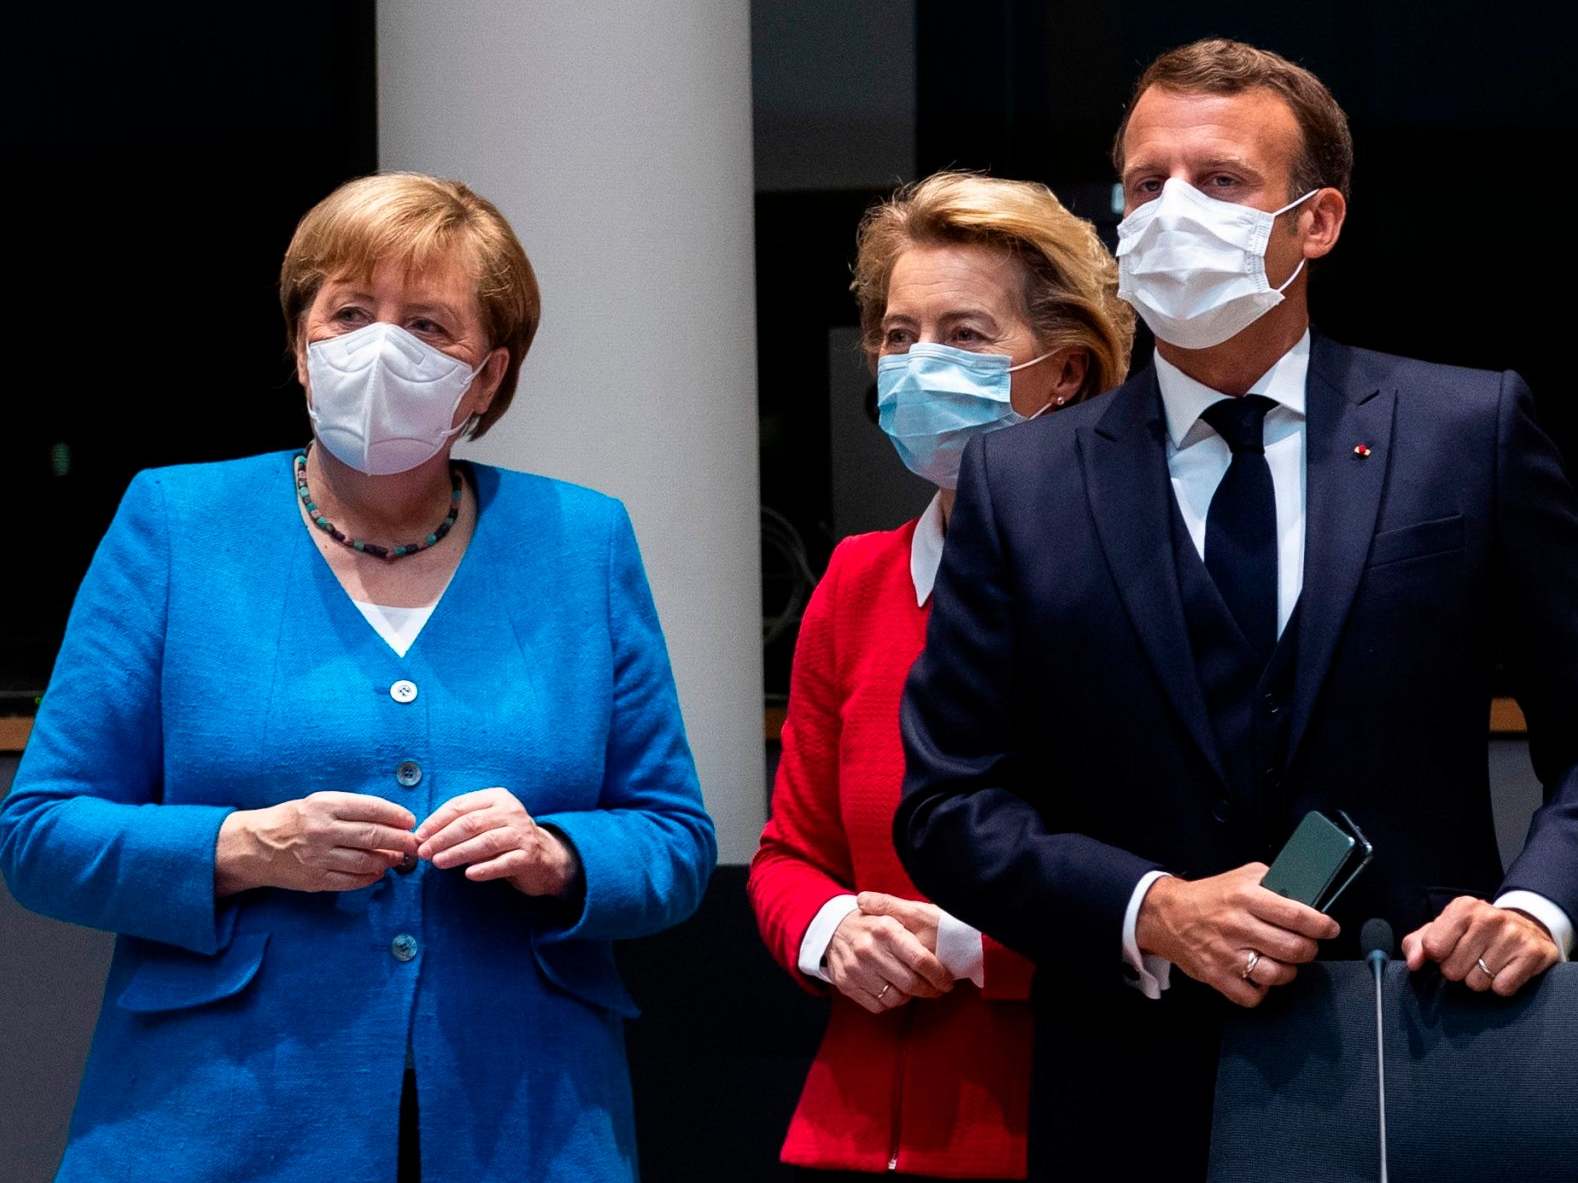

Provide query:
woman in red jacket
left=749, top=172, right=1134, bottom=1181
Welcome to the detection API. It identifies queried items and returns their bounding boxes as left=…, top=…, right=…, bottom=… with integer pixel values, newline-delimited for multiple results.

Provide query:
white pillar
left=378, top=2, right=763, bottom=863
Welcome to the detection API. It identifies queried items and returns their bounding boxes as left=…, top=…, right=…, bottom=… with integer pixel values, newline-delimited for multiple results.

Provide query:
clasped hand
left=824, top=892, right=954, bottom=1014
left=215, top=788, right=578, bottom=898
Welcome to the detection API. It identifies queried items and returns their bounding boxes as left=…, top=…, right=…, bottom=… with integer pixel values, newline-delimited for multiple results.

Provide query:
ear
left=294, top=317, right=313, bottom=395
left=1047, top=347, right=1089, bottom=405
left=469, top=346, right=511, bottom=418
left=1299, top=187, right=1347, bottom=260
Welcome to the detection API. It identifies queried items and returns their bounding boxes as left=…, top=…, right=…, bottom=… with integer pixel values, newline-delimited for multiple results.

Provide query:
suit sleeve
left=0, top=472, right=238, bottom=954
left=535, top=500, right=717, bottom=944
left=748, top=545, right=855, bottom=992
left=894, top=434, right=1162, bottom=988
left=1492, top=372, right=1578, bottom=923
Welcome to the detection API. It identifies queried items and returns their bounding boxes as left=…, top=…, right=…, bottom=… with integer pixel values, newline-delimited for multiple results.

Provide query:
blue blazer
left=895, top=336, right=1578, bottom=1178
left=0, top=451, right=717, bottom=1183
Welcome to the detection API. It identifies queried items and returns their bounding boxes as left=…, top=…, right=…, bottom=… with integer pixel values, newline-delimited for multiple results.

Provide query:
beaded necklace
left=294, top=444, right=463, bottom=561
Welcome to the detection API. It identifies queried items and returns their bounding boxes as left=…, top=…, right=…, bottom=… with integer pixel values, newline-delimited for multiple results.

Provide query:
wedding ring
left=1476, top=956, right=1498, bottom=981
left=876, top=983, right=893, bottom=1001
left=1241, top=951, right=1262, bottom=981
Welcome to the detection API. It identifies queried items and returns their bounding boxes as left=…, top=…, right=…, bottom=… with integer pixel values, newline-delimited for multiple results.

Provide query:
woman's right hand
left=825, top=900, right=954, bottom=1013
left=215, top=792, right=419, bottom=896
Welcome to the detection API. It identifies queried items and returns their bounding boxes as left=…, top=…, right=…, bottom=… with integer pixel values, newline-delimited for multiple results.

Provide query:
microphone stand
left=1370, top=947, right=1388, bottom=1183
left=1362, top=918, right=1393, bottom=1183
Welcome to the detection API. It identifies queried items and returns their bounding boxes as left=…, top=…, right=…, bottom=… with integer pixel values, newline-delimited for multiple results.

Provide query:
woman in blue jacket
left=0, top=172, right=716, bottom=1183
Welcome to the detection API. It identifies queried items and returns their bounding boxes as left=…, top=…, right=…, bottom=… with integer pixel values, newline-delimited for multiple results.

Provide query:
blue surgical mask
left=876, top=342, right=1055, bottom=490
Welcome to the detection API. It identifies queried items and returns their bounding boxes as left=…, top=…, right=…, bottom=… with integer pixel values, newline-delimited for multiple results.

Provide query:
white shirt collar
left=910, top=492, right=946, bottom=607
left=1153, top=329, right=1311, bottom=449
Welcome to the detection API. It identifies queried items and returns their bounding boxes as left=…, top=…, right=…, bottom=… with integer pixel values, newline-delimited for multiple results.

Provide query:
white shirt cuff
left=797, top=894, right=859, bottom=983
left=1495, top=890, right=1574, bottom=961
left=1123, top=870, right=1174, bottom=999
left=936, top=909, right=985, bottom=987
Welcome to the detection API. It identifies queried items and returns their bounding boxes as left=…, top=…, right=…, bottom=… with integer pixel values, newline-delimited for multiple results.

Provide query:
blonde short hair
left=280, top=173, right=540, bottom=440
left=852, top=171, right=1134, bottom=401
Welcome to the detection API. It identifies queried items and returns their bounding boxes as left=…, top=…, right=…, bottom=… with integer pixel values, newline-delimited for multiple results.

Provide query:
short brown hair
left=1113, top=39, right=1354, bottom=202
left=280, top=173, right=540, bottom=440
left=852, top=171, right=1135, bottom=402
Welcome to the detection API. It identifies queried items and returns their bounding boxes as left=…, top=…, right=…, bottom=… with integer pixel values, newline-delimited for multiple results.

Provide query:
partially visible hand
left=825, top=903, right=953, bottom=1015
left=216, top=792, right=418, bottom=896
left=1402, top=897, right=1559, bottom=997
left=415, top=788, right=579, bottom=898
left=1136, top=863, right=1339, bottom=1007
left=857, top=891, right=941, bottom=953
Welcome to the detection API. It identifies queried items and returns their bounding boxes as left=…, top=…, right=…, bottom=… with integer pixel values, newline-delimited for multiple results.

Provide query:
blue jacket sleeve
left=535, top=500, right=716, bottom=943
left=1493, top=373, right=1578, bottom=925
left=893, top=434, right=1160, bottom=985
left=0, top=471, right=237, bottom=954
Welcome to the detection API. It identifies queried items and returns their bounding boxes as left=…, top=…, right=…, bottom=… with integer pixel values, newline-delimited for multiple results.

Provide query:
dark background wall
left=1, top=5, right=377, bottom=706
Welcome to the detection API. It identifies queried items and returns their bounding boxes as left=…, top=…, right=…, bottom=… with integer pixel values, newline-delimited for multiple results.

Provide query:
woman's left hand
left=414, top=788, right=581, bottom=897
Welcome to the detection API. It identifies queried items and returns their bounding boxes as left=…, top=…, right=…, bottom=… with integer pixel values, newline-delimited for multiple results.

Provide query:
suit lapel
left=1080, top=370, right=1229, bottom=790
left=1287, top=336, right=1396, bottom=762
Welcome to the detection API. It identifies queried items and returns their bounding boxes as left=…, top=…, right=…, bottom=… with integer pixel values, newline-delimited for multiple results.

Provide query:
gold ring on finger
left=1241, top=950, right=1262, bottom=981
left=1476, top=956, right=1498, bottom=981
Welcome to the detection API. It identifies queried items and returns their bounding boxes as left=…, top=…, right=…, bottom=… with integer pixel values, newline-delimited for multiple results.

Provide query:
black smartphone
left=1260, top=809, right=1373, bottom=913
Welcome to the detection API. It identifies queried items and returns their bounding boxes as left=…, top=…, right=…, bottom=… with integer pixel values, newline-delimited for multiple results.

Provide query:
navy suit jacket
left=895, top=334, right=1578, bottom=1172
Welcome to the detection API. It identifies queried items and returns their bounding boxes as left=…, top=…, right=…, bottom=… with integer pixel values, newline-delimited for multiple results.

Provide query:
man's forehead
left=1122, top=85, right=1301, bottom=171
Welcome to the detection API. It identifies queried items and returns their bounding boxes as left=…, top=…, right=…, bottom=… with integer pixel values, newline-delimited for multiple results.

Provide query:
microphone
left=1363, top=918, right=1393, bottom=970
left=1361, top=919, right=1394, bottom=1183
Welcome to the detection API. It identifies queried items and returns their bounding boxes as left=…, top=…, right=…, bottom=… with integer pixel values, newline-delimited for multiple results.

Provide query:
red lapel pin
left=1353, top=443, right=1372, bottom=458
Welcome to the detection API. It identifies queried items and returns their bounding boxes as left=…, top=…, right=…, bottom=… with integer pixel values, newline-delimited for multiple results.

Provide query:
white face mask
left=1116, top=178, right=1318, bottom=350
left=306, top=322, right=483, bottom=476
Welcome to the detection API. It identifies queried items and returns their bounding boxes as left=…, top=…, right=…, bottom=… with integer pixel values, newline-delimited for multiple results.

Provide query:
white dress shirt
left=1122, top=332, right=1571, bottom=998
left=797, top=494, right=988, bottom=989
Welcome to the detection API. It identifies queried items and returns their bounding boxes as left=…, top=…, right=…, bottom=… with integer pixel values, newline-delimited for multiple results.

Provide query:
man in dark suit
left=896, top=38, right=1578, bottom=1180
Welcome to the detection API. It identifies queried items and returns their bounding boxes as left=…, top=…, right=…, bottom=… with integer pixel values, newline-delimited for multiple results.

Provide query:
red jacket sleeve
left=748, top=545, right=856, bottom=993
left=981, top=935, right=1036, bottom=1001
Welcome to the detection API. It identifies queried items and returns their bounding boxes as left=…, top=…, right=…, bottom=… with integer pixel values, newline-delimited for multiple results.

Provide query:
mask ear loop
left=1268, top=188, right=1321, bottom=294
left=1271, top=188, right=1321, bottom=218
left=444, top=353, right=495, bottom=443
left=1274, top=256, right=1309, bottom=294
left=1005, top=349, right=1056, bottom=374
left=1006, top=349, right=1074, bottom=416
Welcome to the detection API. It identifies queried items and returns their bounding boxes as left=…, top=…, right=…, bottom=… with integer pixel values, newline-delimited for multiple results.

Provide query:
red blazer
left=749, top=519, right=1034, bottom=1179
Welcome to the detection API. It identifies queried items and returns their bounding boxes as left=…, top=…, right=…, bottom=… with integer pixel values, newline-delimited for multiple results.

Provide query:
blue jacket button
left=391, top=934, right=419, bottom=962
left=395, top=760, right=423, bottom=788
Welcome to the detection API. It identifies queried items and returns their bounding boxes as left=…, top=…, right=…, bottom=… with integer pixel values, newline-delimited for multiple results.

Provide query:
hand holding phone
left=1260, top=809, right=1374, bottom=913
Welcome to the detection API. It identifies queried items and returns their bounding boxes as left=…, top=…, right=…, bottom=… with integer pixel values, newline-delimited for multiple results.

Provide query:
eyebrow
left=1123, top=155, right=1263, bottom=184
left=405, top=300, right=462, bottom=323
left=319, top=287, right=462, bottom=323
left=882, top=308, right=1001, bottom=327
